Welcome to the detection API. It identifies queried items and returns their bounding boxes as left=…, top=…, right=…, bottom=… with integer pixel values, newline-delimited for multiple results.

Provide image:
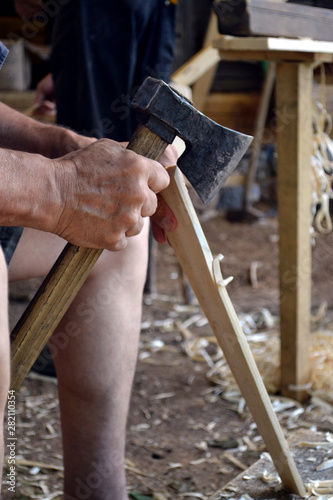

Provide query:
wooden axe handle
left=10, top=124, right=168, bottom=390
left=161, top=166, right=306, bottom=497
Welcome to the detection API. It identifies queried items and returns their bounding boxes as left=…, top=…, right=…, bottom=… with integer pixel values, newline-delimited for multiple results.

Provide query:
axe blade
left=132, top=77, right=253, bottom=204
left=179, top=121, right=253, bottom=204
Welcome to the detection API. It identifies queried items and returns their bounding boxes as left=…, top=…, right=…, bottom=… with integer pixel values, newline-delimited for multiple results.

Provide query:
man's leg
left=9, top=223, right=149, bottom=499
left=0, top=249, right=10, bottom=486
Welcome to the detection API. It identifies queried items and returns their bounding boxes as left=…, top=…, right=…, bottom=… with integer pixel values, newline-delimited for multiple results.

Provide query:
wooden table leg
left=275, top=62, right=313, bottom=401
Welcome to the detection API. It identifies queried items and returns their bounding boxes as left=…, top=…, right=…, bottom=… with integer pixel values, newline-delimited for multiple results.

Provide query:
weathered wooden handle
left=161, top=166, right=306, bottom=497
left=10, top=124, right=169, bottom=390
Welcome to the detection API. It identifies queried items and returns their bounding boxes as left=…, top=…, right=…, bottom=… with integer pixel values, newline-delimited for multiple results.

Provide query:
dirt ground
left=2, top=209, right=333, bottom=500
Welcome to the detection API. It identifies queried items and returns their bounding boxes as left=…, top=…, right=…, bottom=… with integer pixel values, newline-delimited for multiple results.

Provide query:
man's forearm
left=0, top=102, right=91, bottom=158
left=0, top=147, right=60, bottom=231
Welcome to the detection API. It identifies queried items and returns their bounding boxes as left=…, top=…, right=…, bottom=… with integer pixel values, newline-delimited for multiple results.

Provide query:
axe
left=10, top=78, right=305, bottom=496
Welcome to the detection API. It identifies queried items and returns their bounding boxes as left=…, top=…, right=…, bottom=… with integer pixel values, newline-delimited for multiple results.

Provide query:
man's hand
left=150, top=195, right=177, bottom=244
left=32, top=73, right=57, bottom=118
left=52, top=139, right=171, bottom=251
left=35, top=73, right=55, bottom=105
left=14, top=0, right=42, bottom=18
left=49, top=128, right=96, bottom=158
left=150, top=145, right=178, bottom=244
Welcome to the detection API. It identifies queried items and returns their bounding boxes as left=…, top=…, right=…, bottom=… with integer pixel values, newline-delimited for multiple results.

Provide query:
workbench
left=215, top=35, right=333, bottom=401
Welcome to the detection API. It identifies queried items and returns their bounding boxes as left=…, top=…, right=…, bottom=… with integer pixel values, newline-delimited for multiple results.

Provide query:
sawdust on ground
left=2, top=212, right=333, bottom=499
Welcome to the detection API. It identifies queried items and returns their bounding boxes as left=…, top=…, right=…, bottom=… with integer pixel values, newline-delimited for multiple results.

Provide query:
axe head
left=132, top=77, right=253, bottom=204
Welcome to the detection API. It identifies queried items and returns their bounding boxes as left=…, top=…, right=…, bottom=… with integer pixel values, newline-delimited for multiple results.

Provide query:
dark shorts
left=0, top=227, right=23, bottom=267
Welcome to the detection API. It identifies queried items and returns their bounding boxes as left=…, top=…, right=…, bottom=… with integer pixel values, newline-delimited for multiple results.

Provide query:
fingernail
left=160, top=217, right=175, bottom=232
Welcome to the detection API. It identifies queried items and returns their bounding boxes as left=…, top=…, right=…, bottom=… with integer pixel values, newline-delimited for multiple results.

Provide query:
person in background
left=33, top=0, right=178, bottom=141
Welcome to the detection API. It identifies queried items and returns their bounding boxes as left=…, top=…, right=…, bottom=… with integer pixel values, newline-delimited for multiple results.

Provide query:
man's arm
left=0, top=138, right=175, bottom=250
left=0, top=147, right=60, bottom=230
left=0, top=102, right=93, bottom=158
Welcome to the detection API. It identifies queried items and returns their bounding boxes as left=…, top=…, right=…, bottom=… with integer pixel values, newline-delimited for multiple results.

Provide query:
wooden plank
left=171, top=44, right=220, bottom=87
left=0, top=90, right=35, bottom=112
left=162, top=166, right=305, bottom=496
left=218, top=49, right=333, bottom=63
left=275, top=62, right=312, bottom=401
left=209, top=429, right=333, bottom=499
left=289, top=0, right=332, bottom=7
left=214, top=0, right=333, bottom=42
left=192, top=10, right=220, bottom=112
left=0, top=16, right=47, bottom=44
left=215, top=35, right=333, bottom=55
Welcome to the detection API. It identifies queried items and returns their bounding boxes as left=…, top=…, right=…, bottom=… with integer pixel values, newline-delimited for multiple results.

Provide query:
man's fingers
left=146, top=159, right=170, bottom=194
left=151, top=221, right=167, bottom=245
left=151, top=195, right=177, bottom=232
left=159, top=144, right=179, bottom=168
left=125, top=218, right=144, bottom=238
left=140, top=188, right=159, bottom=218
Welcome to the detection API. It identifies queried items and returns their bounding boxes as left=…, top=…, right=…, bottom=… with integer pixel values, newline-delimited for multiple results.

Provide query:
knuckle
left=126, top=219, right=144, bottom=237
left=104, top=231, right=127, bottom=252
left=145, top=194, right=158, bottom=217
left=112, top=239, right=128, bottom=252
left=130, top=153, right=153, bottom=178
left=122, top=210, right=139, bottom=228
left=128, top=180, right=150, bottom=206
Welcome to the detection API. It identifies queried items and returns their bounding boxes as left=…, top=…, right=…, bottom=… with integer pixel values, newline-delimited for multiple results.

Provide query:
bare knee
left=89, top=224, right=149, bottom=291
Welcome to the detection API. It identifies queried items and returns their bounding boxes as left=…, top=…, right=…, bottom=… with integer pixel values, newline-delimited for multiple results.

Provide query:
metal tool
left=132, top=78, right=252, bottom=204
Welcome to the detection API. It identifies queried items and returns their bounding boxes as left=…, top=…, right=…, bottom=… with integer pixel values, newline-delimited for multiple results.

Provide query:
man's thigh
left=8, top=228, right=66, bottom=281
left=8, top=223, right=150, bottom=283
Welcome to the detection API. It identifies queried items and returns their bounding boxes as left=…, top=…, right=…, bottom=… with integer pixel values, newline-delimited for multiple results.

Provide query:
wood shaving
left=306, top=478, right=333, bottom=496
left=125, top=463, right=154, bottom=478
left=181, top=312, right=333, bottom=407
left=151, top=392, right=176, bottom=400
left=242, top=436, right=259, bottom=452
left=190, top=458, right=210, bottom=465
left=181, top=493, right=207, bottom=499
left=29, top=466, right=41, bottom=475
left=248, top=261, right=262, bottom=289
left=219, top=465, right=234, bottom=474
left=31, top=491, right=63, bottom=500
left=167, top=462, right=183, bottom=470
left=154, top=494, right=170, bottom=500
left=223, top=452, right=248, bottom=471
left=46, top=422, right=56, bottom=435
left=15, top=458, right=64, bottom=471
left=316, top=458, right=333, bottom=471
left=261, top=469, right=281, bottom=484
left=195, top=441, right=208, bottom=452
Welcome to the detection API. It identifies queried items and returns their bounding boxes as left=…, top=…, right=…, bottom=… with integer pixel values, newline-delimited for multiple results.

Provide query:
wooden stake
left=161, top=166, right=306, bottom=497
